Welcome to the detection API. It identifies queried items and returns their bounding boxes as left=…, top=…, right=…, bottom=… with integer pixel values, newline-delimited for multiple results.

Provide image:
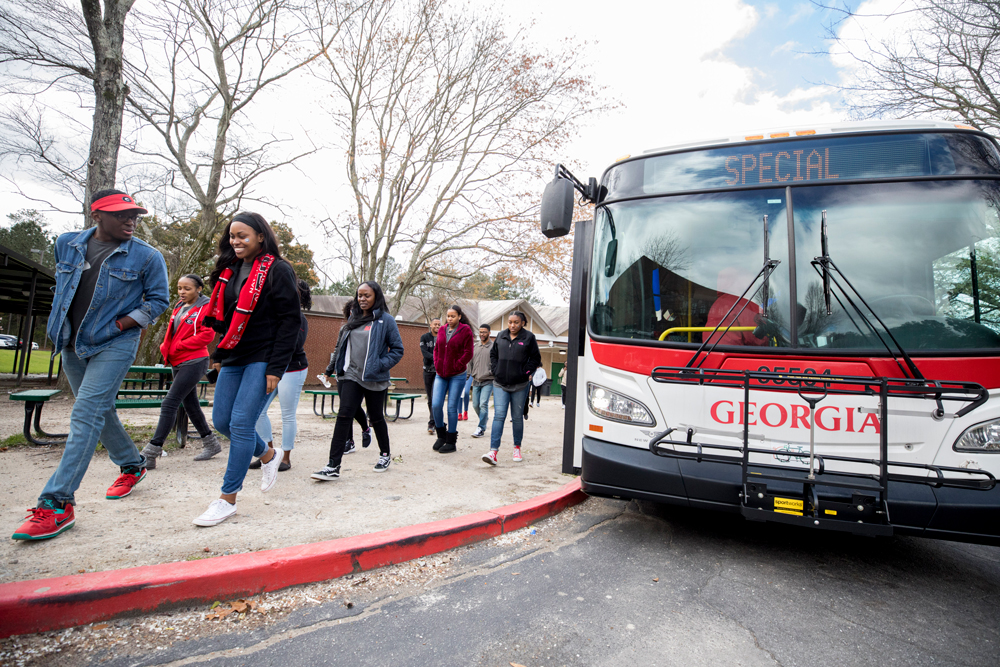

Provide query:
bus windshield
left=590, top=179, right=1000, bottom=352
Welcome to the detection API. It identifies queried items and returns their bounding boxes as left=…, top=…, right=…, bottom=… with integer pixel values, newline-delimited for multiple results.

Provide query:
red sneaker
left=11, top=501, right=75, bottom=540
left=106, top=468, right=147, bottom=500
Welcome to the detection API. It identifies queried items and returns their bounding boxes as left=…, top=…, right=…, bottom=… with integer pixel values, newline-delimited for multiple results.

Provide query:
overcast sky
left=1, top=0, right=912, bottom=303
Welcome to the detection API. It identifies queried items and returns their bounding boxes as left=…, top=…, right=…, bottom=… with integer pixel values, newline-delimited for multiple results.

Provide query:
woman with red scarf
left=194, top=212, right=301, bottom=527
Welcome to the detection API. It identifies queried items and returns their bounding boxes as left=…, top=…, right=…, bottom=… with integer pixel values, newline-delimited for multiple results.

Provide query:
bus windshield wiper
left=686, top=215, right=779, bottom=369
left=812, top=210, right=924, bottom=380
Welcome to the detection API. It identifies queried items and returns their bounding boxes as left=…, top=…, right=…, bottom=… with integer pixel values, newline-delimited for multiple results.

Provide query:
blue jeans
left=463, top=375, right=473, bottom=412
left=490, top=383, right=529, bottom=451
left=471, top=383, right=493, bottom=431
left=213, top=362, right=273, bottom=494
left=40, top=338, right=143, bottom=505
left=432, top=373, right=466, bottom=433
left=255, top=367, right=307, bottom=451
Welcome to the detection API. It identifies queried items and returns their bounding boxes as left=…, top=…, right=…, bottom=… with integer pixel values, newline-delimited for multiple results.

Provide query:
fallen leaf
left=230, top=600, right=248, bottom=613
left=511, top=663, right=528, bottom=667
left=653, top=577, right=659, bottom=582
left=210, top=601, right=221, bottom=609
left=512, top=572, right=520, bottom=575
left=92, top=623, right=109, bottom=630
left=205, top=608, right=235, bottom=621
left=78, top=569, right=85, bottom=573
left=203, top=547, right=211, bottom=552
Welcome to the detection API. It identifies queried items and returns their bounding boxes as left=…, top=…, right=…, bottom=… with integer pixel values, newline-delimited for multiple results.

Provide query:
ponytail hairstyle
left=448, top=304, right=471, bottom=327
left=181, top=273, right=205, bottom=290
left=297, top=279, right=312, bottom=311
left=209, top=212, right=283, bottom=286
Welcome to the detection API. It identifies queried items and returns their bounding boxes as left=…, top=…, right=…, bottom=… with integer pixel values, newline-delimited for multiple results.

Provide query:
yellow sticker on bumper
left=774, top=497, right=803, bottom=512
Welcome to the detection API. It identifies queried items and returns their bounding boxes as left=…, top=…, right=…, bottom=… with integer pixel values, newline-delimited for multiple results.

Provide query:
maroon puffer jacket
left=433, top=322, right=474, bottom=378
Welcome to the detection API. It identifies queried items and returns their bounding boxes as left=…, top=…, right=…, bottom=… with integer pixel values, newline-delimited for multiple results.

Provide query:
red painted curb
left=0, top=477, right=584, bottom=638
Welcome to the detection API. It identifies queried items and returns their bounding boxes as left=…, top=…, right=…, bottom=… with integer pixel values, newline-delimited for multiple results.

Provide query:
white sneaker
left=471, top=427, right=486, bottom=438
left=513, top=447, right=523, bottom=462
left=193, top=499, right=237, bottom=527
left=482, top=450, right=498, bottom=466
left=261, top=450, right=281, bottom=492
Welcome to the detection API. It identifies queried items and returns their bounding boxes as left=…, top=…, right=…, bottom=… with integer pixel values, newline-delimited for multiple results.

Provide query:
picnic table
left=304, top=387, right=419, bottom=422
left=125, top=365, right=173, bottom=390
left=117, top=369, right=211, bottom=446
left=10, top=389, right=68, bottom=446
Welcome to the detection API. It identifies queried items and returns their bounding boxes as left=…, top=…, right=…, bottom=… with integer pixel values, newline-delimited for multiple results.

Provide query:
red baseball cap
left=90, top=193, right=148, bottom=214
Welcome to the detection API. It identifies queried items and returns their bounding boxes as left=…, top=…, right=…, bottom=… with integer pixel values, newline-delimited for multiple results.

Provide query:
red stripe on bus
left=589, top=341, right=1000, bottom=388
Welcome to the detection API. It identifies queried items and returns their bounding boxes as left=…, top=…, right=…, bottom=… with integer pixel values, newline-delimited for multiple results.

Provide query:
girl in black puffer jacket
left=483, top=311, right=541, bottom=466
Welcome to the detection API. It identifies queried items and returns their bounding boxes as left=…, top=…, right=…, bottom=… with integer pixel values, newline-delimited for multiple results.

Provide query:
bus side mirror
left=604, top=238, right=618, bottom=276
left=540, top=177, right=575, bottom=238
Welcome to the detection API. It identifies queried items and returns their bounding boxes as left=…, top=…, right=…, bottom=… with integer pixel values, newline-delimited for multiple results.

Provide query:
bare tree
left=0, top=0, right=137, bottom=217
left=122, top=0, right=351, bottom=362
left=828, top=0, right=1000, bottom=133
left=316, top=0, right=606, bottom=313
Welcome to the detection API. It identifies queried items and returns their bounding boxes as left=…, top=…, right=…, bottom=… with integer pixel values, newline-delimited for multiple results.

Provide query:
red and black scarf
left=207, top=254, right=275, bottom=350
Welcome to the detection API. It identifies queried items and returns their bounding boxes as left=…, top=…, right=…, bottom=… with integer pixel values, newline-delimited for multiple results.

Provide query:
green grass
left=0, top=421, right=162, bottom=451
left=0, top=349, right=59, bottom=374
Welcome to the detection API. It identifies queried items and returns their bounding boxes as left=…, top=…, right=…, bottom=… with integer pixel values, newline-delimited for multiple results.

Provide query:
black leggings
left=423, top=368, right=436, bottom=426
left=327, top=380, right=388, bottom=467
left=150, top=357, right=211, bottom=446
left=529, top=383, right=542, bottom=404
left=353, top=407, right=369, bottom=431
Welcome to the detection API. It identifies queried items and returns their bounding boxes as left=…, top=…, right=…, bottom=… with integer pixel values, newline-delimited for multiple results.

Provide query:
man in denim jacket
left=12, top=189, right=169, bottom=541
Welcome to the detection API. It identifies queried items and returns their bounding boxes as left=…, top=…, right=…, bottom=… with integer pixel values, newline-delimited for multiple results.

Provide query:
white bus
left=542, top=121, right=1000, bottom=544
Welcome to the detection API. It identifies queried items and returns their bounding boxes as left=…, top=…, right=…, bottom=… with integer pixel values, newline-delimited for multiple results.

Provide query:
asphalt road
left=95, top=497, right=1000, bottom=667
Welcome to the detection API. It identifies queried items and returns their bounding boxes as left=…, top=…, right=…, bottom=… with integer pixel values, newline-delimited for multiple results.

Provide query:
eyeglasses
left=109, top=211, right=141, bottom=222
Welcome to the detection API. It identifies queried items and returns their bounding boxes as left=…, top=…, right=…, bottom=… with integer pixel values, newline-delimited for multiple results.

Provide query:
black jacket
left=287, top=314, right=309, bottom=372
left=490, top=328, right=541, bottom=388
left=207, top=259, right=301, bottom=378
left=419, top=330, right=436, bottom=371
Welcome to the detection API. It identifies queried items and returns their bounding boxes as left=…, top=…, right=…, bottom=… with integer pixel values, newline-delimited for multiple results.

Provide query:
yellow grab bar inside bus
left=658, top=326, right=755, bottom=341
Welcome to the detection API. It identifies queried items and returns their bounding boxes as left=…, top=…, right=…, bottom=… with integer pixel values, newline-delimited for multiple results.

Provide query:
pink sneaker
left=513, top=447, right=523, bottom=462
left=482, top=450, right=498, bottom=466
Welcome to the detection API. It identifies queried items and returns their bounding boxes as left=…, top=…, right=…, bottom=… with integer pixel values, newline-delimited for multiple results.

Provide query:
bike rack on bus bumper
left=648, top=367, right=995, bottom=537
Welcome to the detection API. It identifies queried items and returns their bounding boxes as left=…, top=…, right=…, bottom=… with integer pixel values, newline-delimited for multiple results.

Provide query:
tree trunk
left=80, top=0, right=136, bottom=219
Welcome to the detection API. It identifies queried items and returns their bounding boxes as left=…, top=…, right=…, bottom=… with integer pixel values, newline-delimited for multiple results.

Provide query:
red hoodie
left=159, top=296, right=216, bottom=366
left=434, top=322, right=474, bottom=378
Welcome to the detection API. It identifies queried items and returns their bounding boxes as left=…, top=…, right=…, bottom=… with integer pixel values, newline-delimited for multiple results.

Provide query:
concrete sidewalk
left=0, top=389, right=577, bottom=635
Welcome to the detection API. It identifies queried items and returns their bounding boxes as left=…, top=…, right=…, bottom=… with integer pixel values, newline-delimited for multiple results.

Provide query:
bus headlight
left=587, top=382, right=655, bottom=426
left=954, top=418, right=1000, bottom=452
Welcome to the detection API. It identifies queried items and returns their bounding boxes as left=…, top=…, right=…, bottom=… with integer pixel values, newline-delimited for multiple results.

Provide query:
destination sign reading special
left=719, top=139, right=926, bottom=187
left=603, top=133, right=958, bottom=200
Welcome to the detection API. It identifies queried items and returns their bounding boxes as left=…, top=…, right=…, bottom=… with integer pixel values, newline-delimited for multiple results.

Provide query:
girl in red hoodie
left=141, top=274, right=221, bottom=467
left=431, top=304, right=474, bottom=453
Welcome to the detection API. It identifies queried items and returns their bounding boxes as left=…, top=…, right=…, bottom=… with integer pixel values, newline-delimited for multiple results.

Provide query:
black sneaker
left=343, top=440, right=356, bottom=455
left=373, top=455, right=391, bottom=472
left=362, top=428, right=372, bottom=448
left=248, top=458, right=262, bottom=469
left=311, top=465, right=341, bottom=481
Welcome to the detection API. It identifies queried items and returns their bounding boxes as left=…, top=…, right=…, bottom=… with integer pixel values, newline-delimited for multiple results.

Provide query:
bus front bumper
left=580, top=436, right=1000, bottom=546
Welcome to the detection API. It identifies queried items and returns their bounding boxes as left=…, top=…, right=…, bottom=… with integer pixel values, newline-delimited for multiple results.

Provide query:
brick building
left=301, top=310, right=428, bottom=391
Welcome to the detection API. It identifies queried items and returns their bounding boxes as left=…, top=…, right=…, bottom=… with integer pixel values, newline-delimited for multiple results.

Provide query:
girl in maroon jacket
left=431, top=304, right=474, bottom=453
left=141, top=274, right=221, bottom=467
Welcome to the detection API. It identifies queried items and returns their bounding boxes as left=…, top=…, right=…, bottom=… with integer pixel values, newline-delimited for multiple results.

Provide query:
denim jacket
left=331, top=309, right=405, bottom=383
left=47, top=227, right=169, bottom=357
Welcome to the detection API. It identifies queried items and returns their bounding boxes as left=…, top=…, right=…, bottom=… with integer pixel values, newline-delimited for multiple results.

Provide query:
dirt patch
left=0, top=389, right=572, bottom=583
